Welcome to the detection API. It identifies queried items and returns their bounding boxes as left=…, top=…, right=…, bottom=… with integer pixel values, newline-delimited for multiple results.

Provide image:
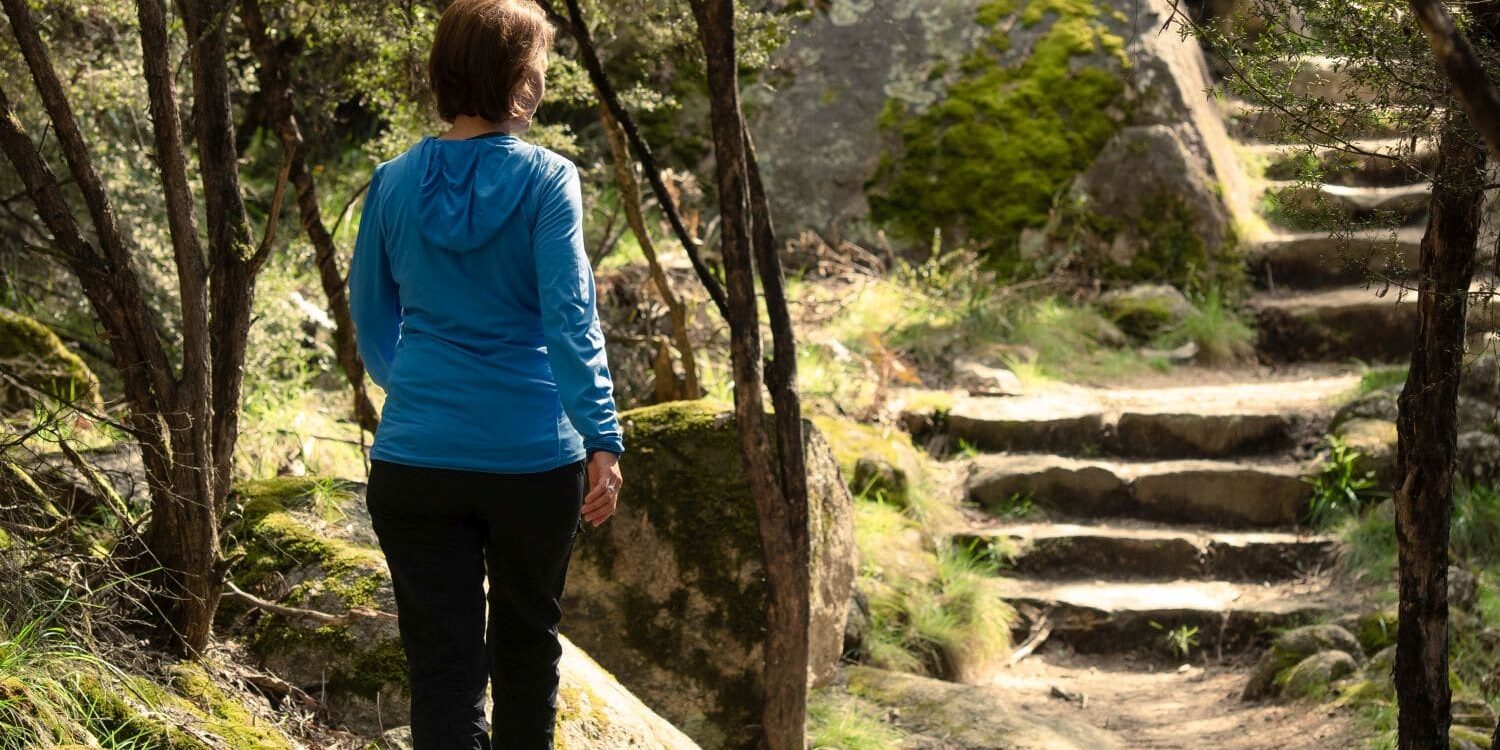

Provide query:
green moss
left=554, top=683, right=614, bottom=750
left=812, top=415, right=925, bottom=508
left=867, top=0, right=1128, bottom=264
left=1055, top=190, right=1245, bottom=292
left=166, top=663, right=295, bottom=749
left=0, top=307, right=98, bottom=409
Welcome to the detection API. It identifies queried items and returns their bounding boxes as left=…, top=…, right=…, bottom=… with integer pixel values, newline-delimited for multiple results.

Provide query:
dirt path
left=989, top=653, right=1362, bottom=749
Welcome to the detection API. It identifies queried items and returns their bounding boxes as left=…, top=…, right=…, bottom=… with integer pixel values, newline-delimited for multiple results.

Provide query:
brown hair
left=428, top=0, right=555, bottom=123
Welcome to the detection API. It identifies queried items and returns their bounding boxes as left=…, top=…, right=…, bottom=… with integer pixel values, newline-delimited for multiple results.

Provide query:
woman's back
left=349, top=132, right=623, bottom=474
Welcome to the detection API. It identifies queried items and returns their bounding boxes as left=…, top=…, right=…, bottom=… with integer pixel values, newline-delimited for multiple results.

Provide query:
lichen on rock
left=561, top=400, right=857, bottom=750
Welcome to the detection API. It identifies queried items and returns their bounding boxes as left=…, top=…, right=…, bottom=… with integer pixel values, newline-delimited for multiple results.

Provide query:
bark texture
left=688, top=2, right=811, bottom=748
left=1394, top=109, right=1485, bottom=750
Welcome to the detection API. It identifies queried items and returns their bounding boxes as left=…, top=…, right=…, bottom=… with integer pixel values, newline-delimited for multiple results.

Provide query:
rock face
left=0, top=306, right=100, bottom=412
left=561, top=401, right=857, bottom=750
left=753, top=0, right=1245, bottom=274
left=221, top=477, right=705, bottom=747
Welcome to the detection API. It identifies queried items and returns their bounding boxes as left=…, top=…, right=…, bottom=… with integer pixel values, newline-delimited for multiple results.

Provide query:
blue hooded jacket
left=348, top=133, right=624, bottom=474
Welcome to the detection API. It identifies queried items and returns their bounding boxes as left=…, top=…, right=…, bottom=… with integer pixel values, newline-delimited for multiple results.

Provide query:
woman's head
left=428, top=0, right=555, bottom=125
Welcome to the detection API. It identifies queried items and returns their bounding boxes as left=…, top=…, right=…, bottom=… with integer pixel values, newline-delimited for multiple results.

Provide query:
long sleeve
left=348, top=166, right=401, bottom=390
left=533, top=160, right=625, bottom=455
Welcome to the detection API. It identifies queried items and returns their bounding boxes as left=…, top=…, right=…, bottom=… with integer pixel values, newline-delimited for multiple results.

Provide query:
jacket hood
left=416, top=135, right=540, bottom=254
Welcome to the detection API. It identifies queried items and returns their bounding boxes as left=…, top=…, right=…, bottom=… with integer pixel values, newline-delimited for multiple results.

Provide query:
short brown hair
left=428, top=0, right=555, bottom=123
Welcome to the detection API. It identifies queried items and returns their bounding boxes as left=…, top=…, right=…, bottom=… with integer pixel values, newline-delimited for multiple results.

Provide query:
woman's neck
left=439, top=114, right=530, bottom=140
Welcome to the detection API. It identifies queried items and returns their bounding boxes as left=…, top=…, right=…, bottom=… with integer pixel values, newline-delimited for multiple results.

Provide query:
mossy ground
left=0, top=307, right=99, bottom=412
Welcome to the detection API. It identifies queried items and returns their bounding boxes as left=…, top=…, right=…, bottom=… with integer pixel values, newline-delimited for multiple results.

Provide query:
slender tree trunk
left=598, top=103, right=701, bottom=401
left=1394, top=108, right=1485, bottom=750
left=688, top=2, right=809, bottom=748
left=241, top=0, right=380, bottom=433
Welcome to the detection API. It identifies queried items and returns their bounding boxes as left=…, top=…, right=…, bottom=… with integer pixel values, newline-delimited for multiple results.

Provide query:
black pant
left=365, top=457, right=587, bottom=750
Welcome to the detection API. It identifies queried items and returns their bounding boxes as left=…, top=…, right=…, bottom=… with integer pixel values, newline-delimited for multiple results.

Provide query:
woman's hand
left=582, top=450, right=622, bottom=527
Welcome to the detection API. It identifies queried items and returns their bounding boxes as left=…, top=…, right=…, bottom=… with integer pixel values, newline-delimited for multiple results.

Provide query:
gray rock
left=1280, top=650, right=1358, bottom=699
left=953, top=357, right=1026, bottom=396
left=1061, top=124, right=1234, bottom=284
left=1331, top=386, right=1401, bottom=432
left=1243, top=624, right=1362, bottom=701
left=1459, top=431, right=1500, bottom=484
left=1100, top=284, right=1195, bottom=339
left=561, top=402, right=856, bottom=750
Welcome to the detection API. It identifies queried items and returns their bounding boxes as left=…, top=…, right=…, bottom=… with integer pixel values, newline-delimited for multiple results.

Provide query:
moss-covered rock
left=867, top=0, right=1131, bottom=262
left=222, top=476, right=410, bottom=735
left=1049, top=124, right=1239, bottom=291
left=0, top=307, right=100, bottom=412
left=812, top=414, right=927, bottom=508
left=1242, top=623, right=1362, bottom=701
left=223, top=475, right=707, bottom=747
left=561, top=401, right=857, bottom=750
left=1099, top=284, right=1195, bottom=339
left=63, top=665, right=297, bottom=750
left=1278, top=650, right=1358, bottom=700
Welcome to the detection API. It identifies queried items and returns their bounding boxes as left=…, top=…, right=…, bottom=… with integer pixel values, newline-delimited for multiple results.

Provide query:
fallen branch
left=224, top=580, right=396, bottom=625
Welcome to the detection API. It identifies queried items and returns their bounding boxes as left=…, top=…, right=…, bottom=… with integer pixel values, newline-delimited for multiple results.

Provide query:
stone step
left=1252, top=282, right=1500, bottom=363
left=941, top=375, right=1355, bottom=458
left=1261, top=181, right=1429, bottom=231
left=1251, top=138, right=1437, bottom=187
left=994, top=577, right=1333, bottom=655
left=952, top=520, right=1335, bottom=582
left=1224, top=97, right=1410, bottom=143
left=965, top=455, right=1315, bottom=528
left=1247, top=226, right=1423, bottom=290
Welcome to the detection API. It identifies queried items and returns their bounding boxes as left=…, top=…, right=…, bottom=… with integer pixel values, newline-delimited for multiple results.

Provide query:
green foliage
left=1303, top=435, right=1379, bottom=529
left=1150, top=285, right=1256, bottom=366
left=863, top=541, right=1014, bottom=680
left=1151, top=621, right=1201, bottom=659
left=867, top=0, right=1128, bottom=263
left=806, top=685, right=905, bottom=750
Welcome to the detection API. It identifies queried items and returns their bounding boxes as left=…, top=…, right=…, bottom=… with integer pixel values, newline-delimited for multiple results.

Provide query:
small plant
left=992, top=491, right=1037, bottom=520
left=955, top=437, right=981, bottom=458
left=1152, top=621, right=1201, bottom=659
left=1303, top=435, right=1379, bottom=529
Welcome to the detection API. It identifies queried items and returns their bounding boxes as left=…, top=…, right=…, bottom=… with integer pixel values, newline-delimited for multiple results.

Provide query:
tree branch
left=1411, top=0, right=1500, bottom=160
left=537, top=0, right=730, bottom=320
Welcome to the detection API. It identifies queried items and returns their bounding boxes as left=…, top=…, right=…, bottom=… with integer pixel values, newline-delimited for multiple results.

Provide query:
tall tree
left=0, top=0, right=280, bottom=654
left=687, top=1, right=811, bottom=748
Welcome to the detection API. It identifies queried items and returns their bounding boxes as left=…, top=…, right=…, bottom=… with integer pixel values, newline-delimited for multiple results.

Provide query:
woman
left=347, top=1, right=623, bottom=747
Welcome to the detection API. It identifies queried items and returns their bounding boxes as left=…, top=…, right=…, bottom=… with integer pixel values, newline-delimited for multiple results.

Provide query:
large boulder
left=562, top=401, right=857, bottom=750
left=0, top=307, right=100, bottom=412
left=753, top=0, right=1246, bottom=263
left=221, top=477, right=702, bottom=747
left=1056, top=125, right=1237, bottom=288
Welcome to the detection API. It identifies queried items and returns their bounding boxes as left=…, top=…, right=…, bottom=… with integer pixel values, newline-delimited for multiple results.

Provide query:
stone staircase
left=925, top=374, right=1350, bottom=658
left=915, top=19, right=1483, bottom=670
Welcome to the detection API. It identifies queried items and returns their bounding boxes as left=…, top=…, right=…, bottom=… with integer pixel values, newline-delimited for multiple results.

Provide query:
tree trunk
left=598, top=103, right=701, bottom=401
left=688, top=2, right=809, bottom=748
left=241, top=0, right=380, bottom=433
left=1394, top=108, right=1485, bottom=750
left=1, top=0, right=279, bottom=655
